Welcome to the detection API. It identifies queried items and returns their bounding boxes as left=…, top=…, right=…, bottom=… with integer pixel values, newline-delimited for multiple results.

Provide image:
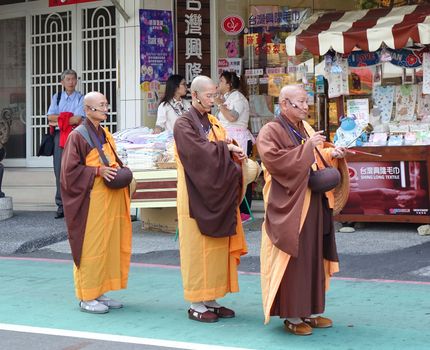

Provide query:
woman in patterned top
left=154, top=74, right=191, bottom=133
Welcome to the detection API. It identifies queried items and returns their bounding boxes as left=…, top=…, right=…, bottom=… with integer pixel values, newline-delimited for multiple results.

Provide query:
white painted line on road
left=0, top=323, right=251, bottom=350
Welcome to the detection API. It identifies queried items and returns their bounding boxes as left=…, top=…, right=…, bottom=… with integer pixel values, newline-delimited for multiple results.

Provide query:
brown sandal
left=206, top=306, right=235, bottom=318
left=284, top=320, right=313, bottom=336
left=302, top=316, right=333, bottom=328
left=188, top=308, right=218, bottom=323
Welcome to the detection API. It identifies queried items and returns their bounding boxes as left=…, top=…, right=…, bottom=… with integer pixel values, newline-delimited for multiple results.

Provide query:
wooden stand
left=335, top=146, right=430, bottom=224
left=130, top=169, right=177, bottom=209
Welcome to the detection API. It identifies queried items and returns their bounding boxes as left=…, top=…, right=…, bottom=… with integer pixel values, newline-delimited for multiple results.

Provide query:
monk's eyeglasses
left=88, top=103, right=110, bottom=109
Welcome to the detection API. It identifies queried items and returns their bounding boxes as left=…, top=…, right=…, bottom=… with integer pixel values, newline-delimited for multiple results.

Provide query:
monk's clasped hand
left=101, top=166, right=118, bottom=181
left=228, top=144, right=246, bottom=161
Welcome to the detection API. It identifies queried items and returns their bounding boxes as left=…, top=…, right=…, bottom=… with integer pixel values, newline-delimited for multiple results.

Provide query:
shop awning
left=286, top=4, right=430, bottom=56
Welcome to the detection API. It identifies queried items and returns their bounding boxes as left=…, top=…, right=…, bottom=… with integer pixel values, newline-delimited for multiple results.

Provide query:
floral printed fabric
left=395, top=85, right=417, bottom=121
left=417, top=91, right=430, bottom=117
left=328, top=59, right=349, bottom=98
left=373, top=86, right=394, bottom=123
left=423, top=53, right=430, bottom=95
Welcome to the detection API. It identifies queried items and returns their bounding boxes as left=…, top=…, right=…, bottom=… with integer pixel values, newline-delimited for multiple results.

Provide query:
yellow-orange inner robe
left=175, top=115, right=248, bottom=302
left=74, top=133, right=132, bottom=301
left=260, top=121, right=339, bottom=324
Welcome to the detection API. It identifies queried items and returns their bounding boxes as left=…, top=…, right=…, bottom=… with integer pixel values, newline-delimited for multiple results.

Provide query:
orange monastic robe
left=258, top=120, right=340, bottom=324
left=175, top=114, right=248, bottom=302
left=62, top=126, right=132, bottom=301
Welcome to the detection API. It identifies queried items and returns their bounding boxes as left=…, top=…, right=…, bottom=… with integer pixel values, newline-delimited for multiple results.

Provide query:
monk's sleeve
left=60, top=132, right=97, bottom=266
left=256, top=123, right=315, bottom=191
left=61, top=132, right=95, bottom=197
left=174, top=116, right=240, bottom=236
left=174, top=117, right=238, bottom=196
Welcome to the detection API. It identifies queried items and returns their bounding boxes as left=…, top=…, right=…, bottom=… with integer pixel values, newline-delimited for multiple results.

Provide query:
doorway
left=28, top=3, right=117, bottom=166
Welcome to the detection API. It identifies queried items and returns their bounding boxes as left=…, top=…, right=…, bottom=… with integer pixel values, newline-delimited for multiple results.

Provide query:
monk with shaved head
left=256, top=84, right=348, bottom=335
left=61, top=91, right=132, bottom=314
left=173, top=75, right=248, bottom=323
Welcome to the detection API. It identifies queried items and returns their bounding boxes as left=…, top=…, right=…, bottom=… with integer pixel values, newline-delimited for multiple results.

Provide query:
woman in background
left=154, top=74, right=190, bottom=134
left=215, top=71, right=255, bottom=222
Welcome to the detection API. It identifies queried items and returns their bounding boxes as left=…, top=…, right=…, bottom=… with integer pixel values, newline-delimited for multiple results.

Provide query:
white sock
left=190, top=302, right=208, bottom=313
left=310, top=314, right=321, bottom=318
left=286, top=317, right=302, bottom=324
left=203, top=300, right=221, bottom=308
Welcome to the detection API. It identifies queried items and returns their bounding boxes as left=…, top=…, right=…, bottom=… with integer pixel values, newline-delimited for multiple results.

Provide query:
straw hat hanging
left=333, top=159, right=350, bottom=216
left=240, top=158, right=262, bottom=202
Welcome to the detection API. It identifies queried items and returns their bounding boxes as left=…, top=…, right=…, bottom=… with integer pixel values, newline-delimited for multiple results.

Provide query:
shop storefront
left=0, top=0, right=131, bottom=168
left=284, top=4, right=430, bottom=223
left=0, top=0, right=167, bottom=210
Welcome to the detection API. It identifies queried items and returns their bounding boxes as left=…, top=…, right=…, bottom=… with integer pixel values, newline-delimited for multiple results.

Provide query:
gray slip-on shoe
left=96, top=294, right=123, bottom=309
left=79, top=300, right=109, bottom=314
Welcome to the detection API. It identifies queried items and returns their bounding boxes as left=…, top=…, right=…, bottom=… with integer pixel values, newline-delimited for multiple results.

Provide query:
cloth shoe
left=188, top=308, right=218, bottom=323
left=284, top=319, right=313, bottom=336
left=205, top=305, right=235, bottom=318
left=54, top=211, right=64, bottom=219
left=79, top=300, right=109, bottom=314
left=96, top=294, right=123, bottom=309
left=302, top=316, right=333, bottom=328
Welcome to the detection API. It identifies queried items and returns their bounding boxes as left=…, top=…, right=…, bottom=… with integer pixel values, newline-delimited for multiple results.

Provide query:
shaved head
left=278, top=84, right=309, bottom=125
left=190, top=75, right=217, bottom=114
left=190, top=75, right=216, bottom=93
left=84, top=91, right=105, bottom=106
left=84, top=91, right=108, bottom=125
left=279, top=84, right=306, bottom=101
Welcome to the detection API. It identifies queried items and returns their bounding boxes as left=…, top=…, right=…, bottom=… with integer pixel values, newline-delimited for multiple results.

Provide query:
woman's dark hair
left=160, top=74, right=185, bottom=106
left=220, top=71, right=248, bottom=98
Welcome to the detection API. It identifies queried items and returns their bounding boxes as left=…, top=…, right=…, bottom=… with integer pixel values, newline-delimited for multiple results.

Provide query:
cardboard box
left=140, top=207, right=177, bottom=233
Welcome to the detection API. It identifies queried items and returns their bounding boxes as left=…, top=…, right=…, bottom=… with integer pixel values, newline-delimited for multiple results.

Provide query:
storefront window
left=216, top=1, right=359, bottom=136
left=0, top=17, right=26, bottom=159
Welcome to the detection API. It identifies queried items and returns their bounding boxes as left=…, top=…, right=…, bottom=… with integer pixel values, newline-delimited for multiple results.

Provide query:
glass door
left=0, top=17, right=26, bottom=164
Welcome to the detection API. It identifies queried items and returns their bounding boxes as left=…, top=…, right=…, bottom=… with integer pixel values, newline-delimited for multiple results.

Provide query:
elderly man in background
left=61, top=91, right=132, bottom=314
left=173, top=75, right=248, bottom=323
left=47, top=69, right=84, bottom=219
left=256, top=85, right=348, bottom=336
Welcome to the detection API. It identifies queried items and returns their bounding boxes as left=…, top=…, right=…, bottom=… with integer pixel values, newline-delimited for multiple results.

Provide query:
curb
left=15, top=231, right=68, bottom=254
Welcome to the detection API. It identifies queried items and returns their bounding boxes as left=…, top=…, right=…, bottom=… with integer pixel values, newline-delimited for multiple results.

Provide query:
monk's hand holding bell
left=309, top=130, right=326, bottom=148
left=331, top=147, right=346, bottom=159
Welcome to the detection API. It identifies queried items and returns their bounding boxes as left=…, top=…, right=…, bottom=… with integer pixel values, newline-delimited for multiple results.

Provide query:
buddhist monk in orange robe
left=256, top=85, right=349, bottom=336
left=173, top=76, right=248, bottom=323
left=61, top=91, right=132, bottom=314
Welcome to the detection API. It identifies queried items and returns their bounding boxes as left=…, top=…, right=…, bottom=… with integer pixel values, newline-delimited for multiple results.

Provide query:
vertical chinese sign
left=140, top=10, right=174, bottom=122
left=176, top=0, right=211, bottom=85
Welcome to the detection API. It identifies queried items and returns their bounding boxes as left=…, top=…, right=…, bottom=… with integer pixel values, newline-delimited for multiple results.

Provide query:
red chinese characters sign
left=176, top=0, right=211, bottom=85
left=49, top=0, right=97, bottom=6
left=341, top=161, right=429, bottom=216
